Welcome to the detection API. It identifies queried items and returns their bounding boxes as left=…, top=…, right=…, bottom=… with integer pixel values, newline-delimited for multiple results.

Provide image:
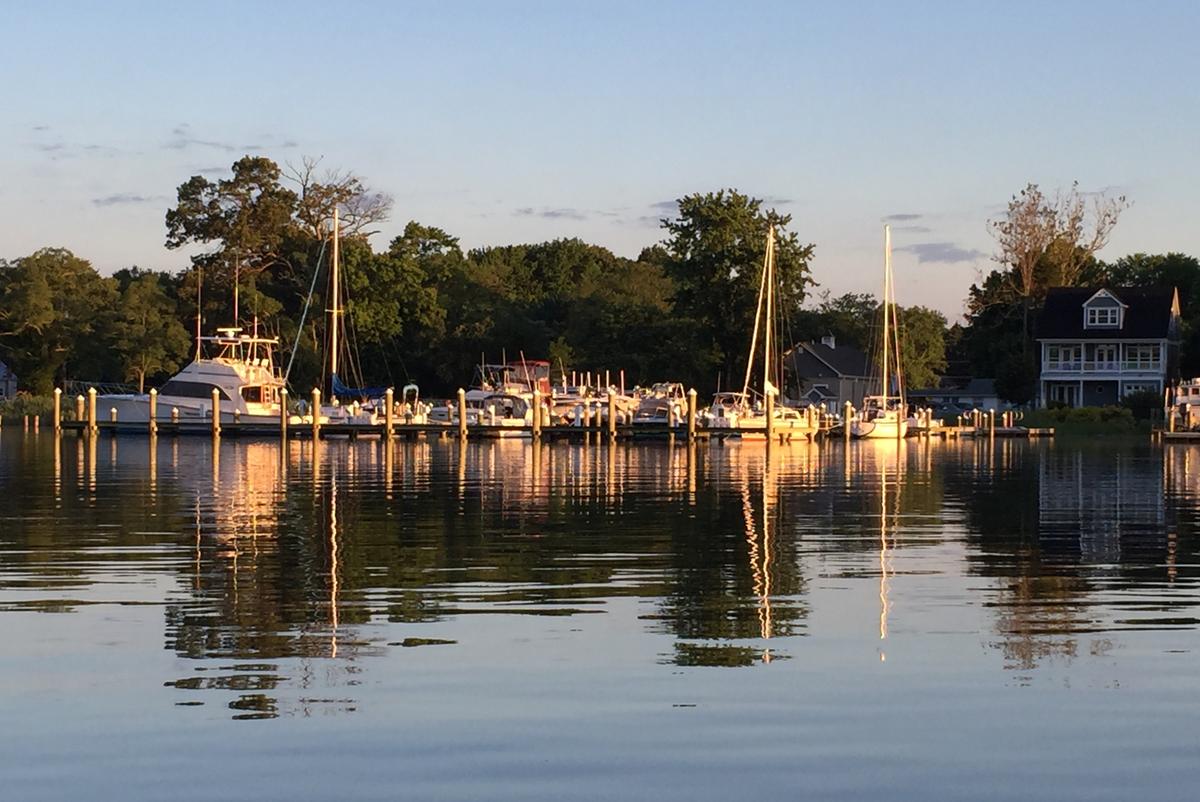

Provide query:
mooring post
left=75, top=394, right=85, bottom=423
left=23, top=415, right=29, bottom=431
left=988, top=409, right=995, bottom=439
left=109, top=407, right=117, bottom=424
left=385, top=387, right=394, bottom=440
left=280, top=388, right=288, bottom=443
left=457, top=388, right=467, bottom=440
left=532, top=389, right=542, bottom=440
left=687, top=388, right=698, bottom=441
left=148, top=389, right=158, bottom=436
left=87, top=388, right=98, bottom=434
left=311, top=388, right=321, bottom=441
left=53, top=388, right=62, bottom=433
left=844, top=401, right=853, bottom=443
left=607, top=392, right=616, bottom=440
left=210, top=388, right=221, bottom=438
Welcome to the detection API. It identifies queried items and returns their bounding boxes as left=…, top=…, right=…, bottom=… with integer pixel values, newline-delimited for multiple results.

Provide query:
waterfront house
left=0, top=360, right=16, bottom=399
left=785, top=335, right=875, bottom=409
left=1035, top=287, right=1180, bottom=408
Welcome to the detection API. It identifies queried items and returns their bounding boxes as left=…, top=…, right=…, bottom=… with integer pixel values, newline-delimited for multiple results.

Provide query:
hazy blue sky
left=2, top=1, right=1197, bottom=318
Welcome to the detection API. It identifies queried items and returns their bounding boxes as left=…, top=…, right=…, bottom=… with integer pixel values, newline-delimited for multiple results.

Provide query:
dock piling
left=844, top=401, right=853, bottom=443
left=457, top=388, right=467, bottom=440
left=385, top=388, right=394, bottom=439
left=148, top=389, right=158, bottom=435
left=210, top=388, right=221, bottom=438
left=87, top=388, right=98, bottom=433
left=53, top=388, right=62, bottom=433
left=75, top=394, right=85, bottom=423
left=532, top=389, right=542, bottom=440
left=607, top=393, right=616, bottom=440
left=687, top=388, right=697, bottom=441
left=280, top=389, right=288, bottom=443
left=311, top=388, right=321, bottom=441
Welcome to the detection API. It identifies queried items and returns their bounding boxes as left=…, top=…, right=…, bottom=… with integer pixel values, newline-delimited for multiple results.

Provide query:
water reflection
left=1, top=434, right=1199, bottom=723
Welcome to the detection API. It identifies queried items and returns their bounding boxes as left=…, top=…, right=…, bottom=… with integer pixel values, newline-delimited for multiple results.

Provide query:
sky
left=2, top=0, right=1198, bottom=320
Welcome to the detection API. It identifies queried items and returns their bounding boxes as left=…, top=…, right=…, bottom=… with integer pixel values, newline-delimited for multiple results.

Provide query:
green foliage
left=0, top=394, right=54, bottom=421
left=1020, top=404, right=1143, bottom=434
left=898, top=306, right=947, bottom=390
left=792, top=292, right=878, bottom=351
left=1120, top=388, right=1164, bottom=420
left=660, top=190, right=815, bottom=385
left=111, top=274, right=192, bottom=392
left=0, top=248, right=118, bottom=394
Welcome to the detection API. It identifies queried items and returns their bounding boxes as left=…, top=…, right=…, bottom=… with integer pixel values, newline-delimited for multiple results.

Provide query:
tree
left=286, top=156, right=393, bottom=241
left=0, top=248, right=117, bottom=393
left=165, top=156, right=299, bottom=283
left=111, top=274, right=192, bottom=392
left=792, top=292, right=879, bottom=351
left=660, top=190, right=815, bottom=388
left=897, top=306, right=948, bottom=390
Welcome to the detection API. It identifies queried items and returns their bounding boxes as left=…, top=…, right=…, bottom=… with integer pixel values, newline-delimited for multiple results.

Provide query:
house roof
left=1037, top=287, right=1177, bottom=340
left=786, top=341, right=872, bottom=379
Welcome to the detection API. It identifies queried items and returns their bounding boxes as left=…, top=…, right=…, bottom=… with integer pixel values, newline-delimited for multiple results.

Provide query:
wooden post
left=148, top=389, right=158, bottom=436
left=1169, top=406, right=1177, bottom=433
left=311, top=388, right=321, bottom=441
left=384, top=387, right=394, bottom=439
left=607, top=392, right=616, bottom=440
left=765, top=386, right=775, bottom=442
left=171, top=407, right=180, bottom=424
left=532, top=389, right=542, bottom=440
left=988, top=409, right=995, bottom=439
left=53, top=388, right=62, bottom=432
left=457, top=388, right=467, bottom=440
left=210, top=388, right=221, bottom=438
left=109, top=407, right=117, bottom=423
left=87, top=388, right=98, bottom=433
left=687, top=388, right=697, bottom=441
left=280, top=388, right=288, bottom=442
left=23, top=415, right=29, bottom=431
left=75, top=394, right=85, bottom=423
left=844, top=401, right=853, bottom=443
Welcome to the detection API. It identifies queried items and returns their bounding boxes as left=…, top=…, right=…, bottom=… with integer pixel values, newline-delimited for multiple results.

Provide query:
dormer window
left=1087, top=307, right=1120, bottom=327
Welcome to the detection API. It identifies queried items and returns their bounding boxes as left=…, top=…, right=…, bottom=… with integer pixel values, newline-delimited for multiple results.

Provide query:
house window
left=1046, top=345, right=1081, bottom=369
left=1085, top=306, right=1120, bottom=327
left=1093, top=344, right=1117, bottom=369
left=1124, top=345, right=1160, bottom=370
left=1123, top=382, right=1159, bottom=396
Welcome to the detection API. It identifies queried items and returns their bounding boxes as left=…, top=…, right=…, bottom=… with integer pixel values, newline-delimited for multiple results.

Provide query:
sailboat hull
left=850, top=414, right=908, bottom=439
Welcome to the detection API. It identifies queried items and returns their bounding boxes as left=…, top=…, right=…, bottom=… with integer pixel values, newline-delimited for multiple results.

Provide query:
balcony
left=1043, top=360, right=1162, bottom=374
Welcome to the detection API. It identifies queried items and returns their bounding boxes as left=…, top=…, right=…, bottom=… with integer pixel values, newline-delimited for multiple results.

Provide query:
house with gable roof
left=1035, top=286, right=1180, bottom=408
left=784, top=335, right=875, bottom=409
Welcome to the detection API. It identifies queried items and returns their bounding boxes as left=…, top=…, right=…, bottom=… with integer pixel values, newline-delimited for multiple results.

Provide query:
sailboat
left=851, top=225, right=908, bottom=439
left=707, top=225, right=813, bottom=439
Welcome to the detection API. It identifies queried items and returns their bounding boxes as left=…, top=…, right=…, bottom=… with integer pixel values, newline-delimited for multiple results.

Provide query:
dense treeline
left=2, top=160, right=1198, bottom=404
left=0, top=158, right=815, bottom=396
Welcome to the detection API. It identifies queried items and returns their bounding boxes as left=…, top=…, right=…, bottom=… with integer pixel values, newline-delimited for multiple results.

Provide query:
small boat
left=851, top=225, right=908, bottom=440
left=632, top=382, right=687, bottom=426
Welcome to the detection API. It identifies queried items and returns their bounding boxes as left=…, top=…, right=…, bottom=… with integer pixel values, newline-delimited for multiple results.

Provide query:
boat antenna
left=195, top=267, right=203, bottom=361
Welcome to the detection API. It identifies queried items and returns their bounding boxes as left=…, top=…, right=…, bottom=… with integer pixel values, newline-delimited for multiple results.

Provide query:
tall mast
left=763, top=226, right=775, bottom=400
left=330, top=206, right=340, bottom=384
left=741, top=226, right=773, bottom=399
left=233, top=257, right=240, bottom=328
left=882, top=224, right=891, bottom=398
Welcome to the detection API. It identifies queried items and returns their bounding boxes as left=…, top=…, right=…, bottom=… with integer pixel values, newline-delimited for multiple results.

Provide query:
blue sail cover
left=331, top=373, right=388, bottom=401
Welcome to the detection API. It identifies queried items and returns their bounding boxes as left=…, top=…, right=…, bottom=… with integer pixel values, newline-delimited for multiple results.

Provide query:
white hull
left=100, top=394, right=279, bottom=425
left=850, top=415, right=908, bottom=439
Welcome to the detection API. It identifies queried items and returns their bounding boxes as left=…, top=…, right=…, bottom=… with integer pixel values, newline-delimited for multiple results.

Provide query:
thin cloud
left=762, top=195, right=794, bottom=206
left=31, top=124, right=50, bottom=132
left=897, top=242, right=987, bottom=264
left=896, top=225, right=932, bottom=234
left=884, top=213, right=922, bottom=222
left=514, top=207, right=588, bottom=221
left=167, top=124, right=236, bottom=152
left=92, top=193, right=166, bottom=207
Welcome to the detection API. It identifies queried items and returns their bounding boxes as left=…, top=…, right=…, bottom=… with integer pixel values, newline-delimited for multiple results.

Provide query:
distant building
left=785, top=335, right=875, bottom=409
left=0, top=361, right=17, bottom=399
left=1035, top=287, right=1180, bottom=408
left=907, top=377, right=1001, bottom=412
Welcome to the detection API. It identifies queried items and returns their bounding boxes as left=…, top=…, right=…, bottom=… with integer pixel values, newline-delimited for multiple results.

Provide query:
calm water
left=1, top=431, right=1198, bottom=800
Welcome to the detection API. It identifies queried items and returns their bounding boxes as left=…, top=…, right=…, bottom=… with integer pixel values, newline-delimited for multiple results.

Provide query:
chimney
left=821, top=334, right=836, bottom=349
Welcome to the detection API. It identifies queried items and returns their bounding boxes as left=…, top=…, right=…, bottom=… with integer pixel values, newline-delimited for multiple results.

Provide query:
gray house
left=1036, top=287, right=1180, bottom=407
left=785, top=335, right=875, bottom=409
left=0, top=360, right=17, bottom=400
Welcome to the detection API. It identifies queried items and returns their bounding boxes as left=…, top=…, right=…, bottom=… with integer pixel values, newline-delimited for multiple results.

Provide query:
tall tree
left=897, top=306, right=948, bottom=389
left=0, top=249, right=117, bottom=393
left=111, top=274, right=192, bottom=392
left=659, top=190, right=815, bottom=388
